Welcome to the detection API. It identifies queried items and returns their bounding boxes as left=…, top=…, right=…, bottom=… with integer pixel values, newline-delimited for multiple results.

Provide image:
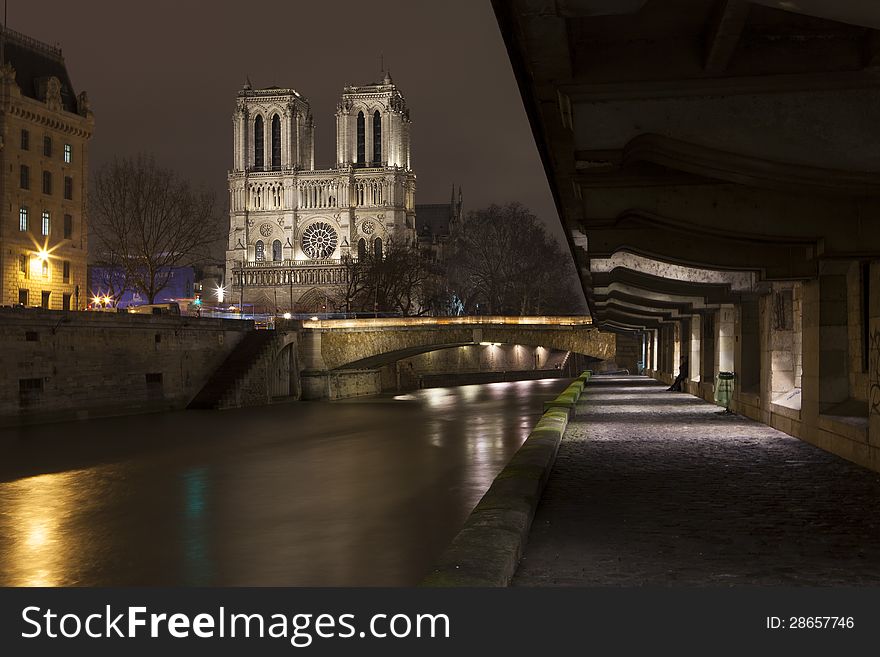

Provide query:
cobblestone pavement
left=513, top=376, right=880, bottom=586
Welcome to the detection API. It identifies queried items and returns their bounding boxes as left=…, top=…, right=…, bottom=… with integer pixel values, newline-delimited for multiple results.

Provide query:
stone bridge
left=294, top=316, right=615, bottom=400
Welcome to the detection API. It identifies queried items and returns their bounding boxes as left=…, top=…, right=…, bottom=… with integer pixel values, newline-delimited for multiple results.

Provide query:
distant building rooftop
left=2, top=26, right=78, bottom=113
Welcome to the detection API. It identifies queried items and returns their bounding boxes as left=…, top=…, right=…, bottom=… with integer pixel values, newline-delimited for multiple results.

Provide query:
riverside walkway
left=513, top=376, right=880, bottom=586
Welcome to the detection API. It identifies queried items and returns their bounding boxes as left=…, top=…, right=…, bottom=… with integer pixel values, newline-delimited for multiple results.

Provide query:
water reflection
left=0, top=377, right=570, bottom=586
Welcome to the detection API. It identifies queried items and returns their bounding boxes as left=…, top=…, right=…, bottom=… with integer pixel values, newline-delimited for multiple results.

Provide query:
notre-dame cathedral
left=225, top=73, right=417, bottom=312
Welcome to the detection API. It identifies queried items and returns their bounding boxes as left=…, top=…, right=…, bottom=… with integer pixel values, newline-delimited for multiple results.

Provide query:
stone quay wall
left=0, top=309, right=250, bottom=426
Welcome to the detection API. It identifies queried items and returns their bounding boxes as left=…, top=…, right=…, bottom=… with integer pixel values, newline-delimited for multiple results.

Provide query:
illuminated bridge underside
left=298, top=317, right=614, bottom=371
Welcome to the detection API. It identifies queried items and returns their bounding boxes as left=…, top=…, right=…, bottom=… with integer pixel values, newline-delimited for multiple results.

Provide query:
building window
left=255, top=240, right=264, bottom=261
left=374, top=237, right=383, bottom=259
left=19, top=207, right=28, bottom=232
left=42, top=261, right=49, bottom=279
left=358, top=238, right=366, bottom=260
left=20, top=377, right=43, bottom=406
left=356, top=111, right=365, bottom=166
left=373, top=110, right=382, bottom=165
left=64, top=176, right=73, bottom=200
left=42, top=211, right=50, bottom=236
left=254, top=115, right=264, bottom=171
left=64, top=214, right=73, bottom=239
left=19, top=254, right=28, bottom=275
left=64, top=143, right=72, bottom=163
left=42, top=171, right=52, bottom=195
left=271, top=114, right=281, bottom=170
left=41, top=290, right=50, bottom=308
left=21, top=129, right=29, bottom=150
left=43, top=135, right=52, bottom=157
left=62, top=294, right=71, bottom=311
left=18, top=289, right=28, bottom=306
left=272, top=239, right=282, bottom=261
left=63, top=261, right=70, bottom=283
left=20, top=165, right=29, bottom=190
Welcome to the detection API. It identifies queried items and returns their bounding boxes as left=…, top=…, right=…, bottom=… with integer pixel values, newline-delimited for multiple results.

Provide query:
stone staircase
left=188, top=330, right=280, bottom=410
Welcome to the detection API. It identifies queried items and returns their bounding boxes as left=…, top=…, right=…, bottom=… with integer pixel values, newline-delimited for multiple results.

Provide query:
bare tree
left=447, top=203, right=584, bottom=315
left=332, top=239, right=437, bottom=315
left=90, top=155, right=224, bottom=303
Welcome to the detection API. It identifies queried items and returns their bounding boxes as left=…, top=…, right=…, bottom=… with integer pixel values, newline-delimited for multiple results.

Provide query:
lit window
left=42, top=261, right=49, bottom=279
left=42, top=211, right=50, bottom=236
left=19, top=254, right=28, bottom=274
left=64, top=144, right=72, bottom=163
left=19, top=207, right=28, bottom=232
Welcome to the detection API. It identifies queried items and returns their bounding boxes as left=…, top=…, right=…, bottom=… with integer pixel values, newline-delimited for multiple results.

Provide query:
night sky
left=8, top=0, right=560, bottom=239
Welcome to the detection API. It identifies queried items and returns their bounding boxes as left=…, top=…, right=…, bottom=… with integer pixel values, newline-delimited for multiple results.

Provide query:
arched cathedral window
left=358, top=238, right=366, bottom=260
left=374, top=237, right=383, bottom=260
left=254, top=116, right=264, bottom=171
left=356, top=111, right=365, bottom=167
left=255, top=240, right=265, bottom=261
left=373, top=110, right=381, bottom=165
left=271, top=114, right=281, bottom=171
left=272, top=239, right=282, bottom=261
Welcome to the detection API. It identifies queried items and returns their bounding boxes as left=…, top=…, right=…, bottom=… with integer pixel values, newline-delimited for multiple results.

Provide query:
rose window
left=301, top=222, right=338, bottom=259
left=361, top=219, right=375, bottom=235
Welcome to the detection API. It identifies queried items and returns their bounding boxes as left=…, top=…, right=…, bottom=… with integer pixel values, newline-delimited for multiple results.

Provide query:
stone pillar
left=868, top=261, right=880, bottom=449
left=738, top=295, right=761, bottom=394
left=717, top=304, right=735, bottom=377
left=689, top=314, right=701, bottom=382
left=817, top=261, right=850, bottom=412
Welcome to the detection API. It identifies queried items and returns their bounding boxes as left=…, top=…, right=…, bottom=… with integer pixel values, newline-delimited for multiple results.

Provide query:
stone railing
left=232, top=262, right=349, bottom=288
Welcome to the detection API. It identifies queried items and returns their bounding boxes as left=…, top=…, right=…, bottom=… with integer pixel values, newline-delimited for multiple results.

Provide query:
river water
left=0, top=378, right=569, bottom=586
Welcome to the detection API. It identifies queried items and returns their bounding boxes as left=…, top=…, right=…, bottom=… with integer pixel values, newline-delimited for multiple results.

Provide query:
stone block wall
left=0, top=309, right=249, bottom=425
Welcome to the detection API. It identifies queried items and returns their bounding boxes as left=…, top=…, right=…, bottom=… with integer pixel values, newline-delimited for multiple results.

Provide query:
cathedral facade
left=226, top=74, right=416, bottom=312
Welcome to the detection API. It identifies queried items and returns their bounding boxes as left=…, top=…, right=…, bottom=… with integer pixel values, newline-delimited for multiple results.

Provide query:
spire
left=243, top=75, right=252, bottom=91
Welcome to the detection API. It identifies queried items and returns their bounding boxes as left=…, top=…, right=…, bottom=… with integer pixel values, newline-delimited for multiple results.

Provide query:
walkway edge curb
left=420, top=372, right=590, bottom=587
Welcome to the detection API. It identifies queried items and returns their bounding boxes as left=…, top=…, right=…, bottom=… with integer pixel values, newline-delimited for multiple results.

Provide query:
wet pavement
left=0, top=378, right=569, bottom=586
left=514, top=376, right=880, bottom=586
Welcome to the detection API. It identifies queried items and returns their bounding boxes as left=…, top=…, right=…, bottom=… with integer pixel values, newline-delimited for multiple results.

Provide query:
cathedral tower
left=335, top=72, right=411, bottom=170
left=226, top=75, right=417, bottom=314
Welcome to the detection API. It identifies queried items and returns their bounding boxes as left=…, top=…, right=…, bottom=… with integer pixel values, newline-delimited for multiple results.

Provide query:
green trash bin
left=714, top=371, right=735, bottom=412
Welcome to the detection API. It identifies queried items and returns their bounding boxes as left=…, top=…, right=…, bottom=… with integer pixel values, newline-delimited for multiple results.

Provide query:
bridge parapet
left=297, top=316, right=614, bottom=375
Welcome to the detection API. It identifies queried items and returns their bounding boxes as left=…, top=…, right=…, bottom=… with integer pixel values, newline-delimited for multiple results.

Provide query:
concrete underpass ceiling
left=493, top=0, right=880, bottom=331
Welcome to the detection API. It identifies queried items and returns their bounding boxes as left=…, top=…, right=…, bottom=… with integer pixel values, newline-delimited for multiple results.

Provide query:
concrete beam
left=704, top=0, right=751, bottom=75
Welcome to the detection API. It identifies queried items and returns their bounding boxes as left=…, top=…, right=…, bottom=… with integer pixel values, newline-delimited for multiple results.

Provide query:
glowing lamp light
left=215, top=285, right=226, bottom=303
left=102, top=296, right=111, bottom=305
left=310, top=316, right=319, bottom=321
left=35, top=249, right=49, bottom=262
left=282, top=312, right=292, bottom=320
left=92, top=296, right=101, bottom=305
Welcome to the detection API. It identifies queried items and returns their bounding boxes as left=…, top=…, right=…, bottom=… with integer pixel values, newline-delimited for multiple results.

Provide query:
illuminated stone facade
left=0, top=28, right=93, bottom=310
left=226, top=73, right=416, bottom=312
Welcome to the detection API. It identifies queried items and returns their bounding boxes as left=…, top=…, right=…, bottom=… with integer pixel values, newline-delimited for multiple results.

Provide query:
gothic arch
left=296, top=287, right=326, bottom=313
left=356, top=111, right=366, bottom=167
left=271, top=113, right=282, bottom=170
left=372, top=110, right=382, bottom=165
left=253, top=114, right=265, bottom=171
